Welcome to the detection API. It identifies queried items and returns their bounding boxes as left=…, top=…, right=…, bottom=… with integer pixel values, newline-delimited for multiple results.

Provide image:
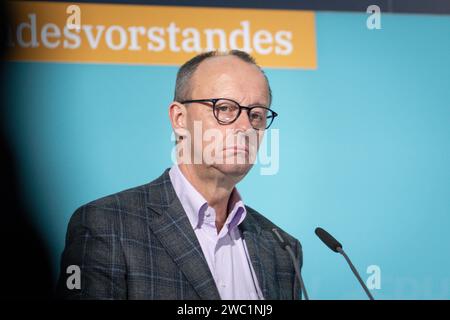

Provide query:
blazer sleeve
left=56, top=204, right=127, bottom=299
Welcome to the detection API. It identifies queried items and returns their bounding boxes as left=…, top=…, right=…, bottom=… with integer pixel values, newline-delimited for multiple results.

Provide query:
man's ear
left=168, top=101, right=188, bottom=140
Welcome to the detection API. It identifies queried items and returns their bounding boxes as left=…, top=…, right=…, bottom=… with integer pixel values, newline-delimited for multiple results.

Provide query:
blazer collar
left=239, top=210, right=278, bottom=300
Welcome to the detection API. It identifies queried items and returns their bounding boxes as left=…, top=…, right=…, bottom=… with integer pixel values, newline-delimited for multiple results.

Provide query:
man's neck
left=178, top=163, right=237, bottom=232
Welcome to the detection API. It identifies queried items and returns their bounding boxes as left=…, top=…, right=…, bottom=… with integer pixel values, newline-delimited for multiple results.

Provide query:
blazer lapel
left=145, top=169, right=221, bottom=300
left=239, top=211, right=279, bottom=300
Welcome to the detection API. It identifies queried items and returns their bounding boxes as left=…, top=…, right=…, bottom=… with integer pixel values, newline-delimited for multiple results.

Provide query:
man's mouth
left=223, top=146, right=249, bottom=153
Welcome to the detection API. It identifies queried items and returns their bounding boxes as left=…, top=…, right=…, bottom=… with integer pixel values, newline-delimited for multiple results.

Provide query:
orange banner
left=5, top=1, right=317, bottom=68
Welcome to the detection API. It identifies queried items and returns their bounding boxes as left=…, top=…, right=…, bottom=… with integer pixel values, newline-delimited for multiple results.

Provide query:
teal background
left=3, top=12, right=450, bottom=299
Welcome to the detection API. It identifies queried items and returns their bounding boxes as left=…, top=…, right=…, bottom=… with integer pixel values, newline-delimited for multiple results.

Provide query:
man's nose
left=233, top=109, right=253, bottom=131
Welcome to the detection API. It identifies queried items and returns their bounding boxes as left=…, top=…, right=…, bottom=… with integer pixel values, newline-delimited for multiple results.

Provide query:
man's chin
left=212, top=163, right=253, bottom=178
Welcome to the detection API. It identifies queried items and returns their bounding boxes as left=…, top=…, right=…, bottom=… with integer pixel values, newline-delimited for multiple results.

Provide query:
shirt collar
left=169, top=164, right=247, bottom=232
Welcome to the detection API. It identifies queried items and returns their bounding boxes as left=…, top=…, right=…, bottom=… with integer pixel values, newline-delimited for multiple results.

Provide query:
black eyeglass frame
left=179, top=98, right=278, bottom=130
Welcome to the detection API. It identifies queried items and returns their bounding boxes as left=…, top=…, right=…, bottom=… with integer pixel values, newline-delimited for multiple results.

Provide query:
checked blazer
left=56, top=168, right=303, bottom=299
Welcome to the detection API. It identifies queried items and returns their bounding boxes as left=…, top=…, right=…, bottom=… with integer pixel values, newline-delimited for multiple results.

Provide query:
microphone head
left=315, top=227, right=343, bottom=253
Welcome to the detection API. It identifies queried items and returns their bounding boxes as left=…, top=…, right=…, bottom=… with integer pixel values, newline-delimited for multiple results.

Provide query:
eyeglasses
left=180, top=98, right=278, bottom=130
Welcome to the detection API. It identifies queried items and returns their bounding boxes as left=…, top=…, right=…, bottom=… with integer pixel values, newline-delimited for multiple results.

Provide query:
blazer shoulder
left=69, top=169, right=171, bottom=229
left=84, top=168, right=170, bottom=209
left=82, top=183, right=150, bottom=211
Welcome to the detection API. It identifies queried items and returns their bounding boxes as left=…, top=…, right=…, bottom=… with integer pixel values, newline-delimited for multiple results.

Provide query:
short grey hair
left=174, top=50, right=272, bottom=106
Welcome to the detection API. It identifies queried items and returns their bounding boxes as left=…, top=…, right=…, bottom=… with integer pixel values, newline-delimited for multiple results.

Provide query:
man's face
left=183, top=56, right=270, bottom=180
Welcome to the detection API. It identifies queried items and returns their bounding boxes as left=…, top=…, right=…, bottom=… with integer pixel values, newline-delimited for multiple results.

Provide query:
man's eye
left=217, top=104, right=236, bottom=112
left=250, top=113, right=263, bottom=121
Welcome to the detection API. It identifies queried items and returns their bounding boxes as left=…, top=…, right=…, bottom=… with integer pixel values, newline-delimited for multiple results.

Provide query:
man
left=57, top=50, right=303, bottom=300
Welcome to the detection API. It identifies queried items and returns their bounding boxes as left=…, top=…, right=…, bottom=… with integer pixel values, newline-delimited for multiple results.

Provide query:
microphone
left=315, top=227, right=374, bottom=300
left=271, top=228, right=309, bottom=300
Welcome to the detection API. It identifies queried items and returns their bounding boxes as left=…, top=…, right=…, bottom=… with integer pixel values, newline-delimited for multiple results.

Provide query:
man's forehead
left=194, top=55, right=264, bottom=78
left=185, top=54, right=271, bottom=105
